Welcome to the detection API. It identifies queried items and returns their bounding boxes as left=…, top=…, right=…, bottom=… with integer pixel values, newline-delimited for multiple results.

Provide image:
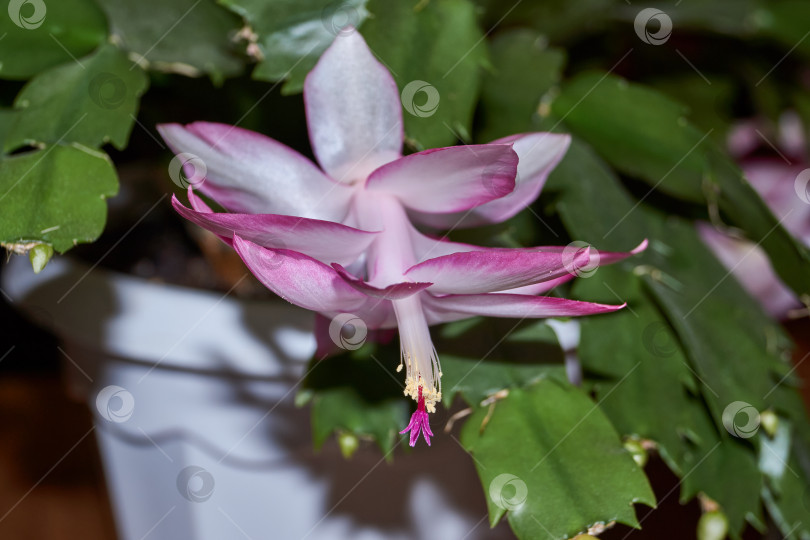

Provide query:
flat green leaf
left=552, top=72, right=810, bottom=299
left=639, top=217, right=791, bottom=421
left=755, top=1, right=810, bottom=60
left=574, top=266, right=716, bottom=477
left=546, top=137, right=776, bottom=536
left=552, top=72, right=707, bottom=202
left=0, top=109, right=17, bottom=149
left=310, top=387, right=408, bottom=457
left=762, top=455, right=810, bottom=540
left=460, top=380, right=655, bottom=539
left=435, top=318, right=566, bottom=405
left=5, top=44, right=148, bottom=152
left=440, top=355, right=567, bottom=407
left=646, top=74, right=736, bottom=143
left=0, top=144, right=118, bottom=253
left=303, top=350, right=408, bottom=456
left=221, top=0, right=485, bottom=148
left=546, top=137, right=789, bottom=419
left=477, top=29, right=565, bottom=142
left=0, top=0, right=107, bottom=79
left=220, top=0, right=369, bottom=93
left=756, top=367, right=810, bottom=539
left=680, top=438, right=764, bottom=536
left=475, top=0, right=614, bottom=43
left=97, top=0, right=244, bottom=81
left=613, top=0, right=757, bottom=36
left=361, top=0, right=486, bottom=149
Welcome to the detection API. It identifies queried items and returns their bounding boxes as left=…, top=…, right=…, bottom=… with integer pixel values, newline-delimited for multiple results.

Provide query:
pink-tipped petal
left=158, top=122, right=352, bottom=220
left=184, top=187, right=231, bottom=244
left=503, top=275, right=576, bottom=296
left=411, top=228, right=648, bottom=270
left=522, top=239, right=648, bottom=266
left=408, top=133, right=570, bottom=228
left=697, top=223, right=800, bottom=318
left=232, top=235, right=371, bottom=313
left=366, top=144, right=519, bottom=214
left=304, top=31, right=403, bottom=182
left=424, top=293, right=625, bottom=324
left=331, top=264, right=432, bottom=300
left=405, top=248, right=590, bottom=295
left=172, top=195, right=377, bottom=266
left=187, top=186, right=214, bottom=213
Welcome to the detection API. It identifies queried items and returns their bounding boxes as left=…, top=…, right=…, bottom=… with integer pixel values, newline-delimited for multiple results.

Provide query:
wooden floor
left=0, top=375, right=117, bottom=540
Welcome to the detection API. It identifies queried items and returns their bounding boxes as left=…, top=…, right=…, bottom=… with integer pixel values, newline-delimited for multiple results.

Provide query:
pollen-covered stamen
left=392, top=294, right=442, bottom=413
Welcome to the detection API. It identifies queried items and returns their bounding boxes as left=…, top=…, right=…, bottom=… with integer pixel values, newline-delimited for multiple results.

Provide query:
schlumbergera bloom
left=158, top=30, right=645, bottom=447
left=699, top=115, right=810, bottom=318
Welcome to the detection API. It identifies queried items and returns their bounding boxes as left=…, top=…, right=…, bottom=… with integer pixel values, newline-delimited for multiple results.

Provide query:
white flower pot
left=2, top=255, right=507, bottom=540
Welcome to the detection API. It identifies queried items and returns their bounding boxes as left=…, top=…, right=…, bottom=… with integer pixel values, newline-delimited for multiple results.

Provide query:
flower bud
left=337, top=431, right=359, bottom=459
left=697, top=510, right=729, bottom=540
left=760, top=409, right=779, bottom=438
left=624, top=439, right=649, bottom=468
left=29, top=243, right=53, bottom=274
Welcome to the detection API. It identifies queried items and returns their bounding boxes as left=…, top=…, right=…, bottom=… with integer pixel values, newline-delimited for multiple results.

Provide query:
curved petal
left=480, top=132, right=571, bottom=221
left=158, top=122, right=352, bottom=221
left=408, top=133, right=570, bottom=228
left=233, top=236, right=370, bottom=313
left=503, top=275, right=576, bottom=296
left=304, top=30, right=403, bottom=182
left=697, top=223, right=799, bottom=318
left=184, top=187, right=230, bottom=244
left=173, top=195, right=376, bottom=266
left=332, top=264, right=432, bottom=299
left=509, top=239, right=649, bottom=269
left=405, top=248, right=590, bottom=295
left=411, top=228, right=648, bottom=269
left=366, top=144, right=518, bottom=214
left=424, top=293, right=625, bottom=324
left=187, top=186, right=215, bottom=213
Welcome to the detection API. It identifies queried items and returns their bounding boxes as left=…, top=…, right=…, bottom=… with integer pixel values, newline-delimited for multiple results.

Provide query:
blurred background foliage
left=2, top=0, right=810, bottom=539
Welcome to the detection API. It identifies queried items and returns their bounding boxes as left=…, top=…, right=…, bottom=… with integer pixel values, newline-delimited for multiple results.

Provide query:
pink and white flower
left=699, top=115, right=810, bottom=319
left=159, top=30, right=644, bottom=447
